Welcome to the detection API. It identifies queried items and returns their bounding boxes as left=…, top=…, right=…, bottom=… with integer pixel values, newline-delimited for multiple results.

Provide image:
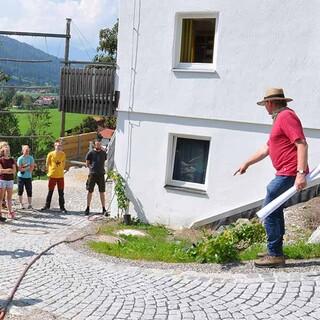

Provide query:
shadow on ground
left=0, top=297, right=42, bottom=308
left=0, top=249, right=36, bottom=259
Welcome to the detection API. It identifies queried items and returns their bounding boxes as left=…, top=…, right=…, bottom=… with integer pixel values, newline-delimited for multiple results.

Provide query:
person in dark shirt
left=0, top=141, right=8, bottom=211
left=0, top=143, right=17, bottom=220
left=84, top=140, right=108, bottom=215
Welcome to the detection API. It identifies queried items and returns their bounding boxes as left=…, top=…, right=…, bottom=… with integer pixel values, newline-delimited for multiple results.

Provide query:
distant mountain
left=0, top=35, right=61, bottom=86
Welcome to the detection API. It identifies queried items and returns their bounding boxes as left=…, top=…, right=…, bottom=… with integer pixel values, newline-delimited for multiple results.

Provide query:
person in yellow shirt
left=41, top=140, right=67, bottom=213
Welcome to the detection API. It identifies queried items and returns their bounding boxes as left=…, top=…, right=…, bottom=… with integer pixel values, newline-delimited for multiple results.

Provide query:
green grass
left=13, top=108, right=88, bottom=138
left=239, top=243, right=266, bottom=261
left=283, top=242, right=320, bottom=259
left=89, top=223, right=196, bottom=263
left=88, top=221, right=320, bottom=264
left=240, top=242, right=320, bottom=261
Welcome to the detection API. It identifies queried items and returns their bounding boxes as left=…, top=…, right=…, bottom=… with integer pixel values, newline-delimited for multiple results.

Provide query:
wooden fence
left=59, top=67, right=119, bottom=116
left=60, top=132, right=96, bottom=163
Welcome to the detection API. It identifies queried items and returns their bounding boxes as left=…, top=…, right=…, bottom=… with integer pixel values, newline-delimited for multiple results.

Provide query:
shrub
left=232, top=221, right=266, bottom=250
left=188, top=220, right=266, bottom=263
left=188, top=230, right=238, bottom=263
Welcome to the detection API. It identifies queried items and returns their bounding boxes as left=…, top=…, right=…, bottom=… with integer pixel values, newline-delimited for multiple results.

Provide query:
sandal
left=8, top=211, right=16, bottom=219
left=0, top=216, right=7, bottom=222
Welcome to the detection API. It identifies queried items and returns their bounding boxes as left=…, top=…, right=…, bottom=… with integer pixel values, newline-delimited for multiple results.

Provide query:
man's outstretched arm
left=234, top=144, right=269, bottom=175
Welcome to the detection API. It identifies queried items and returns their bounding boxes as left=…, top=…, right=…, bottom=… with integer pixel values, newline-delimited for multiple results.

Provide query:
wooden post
left=60, top=18, right=71, bottom=137
left=77, top=134, right=81, bottom=159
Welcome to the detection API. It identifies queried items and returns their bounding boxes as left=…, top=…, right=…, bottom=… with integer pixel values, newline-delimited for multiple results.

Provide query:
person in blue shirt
left=17, top=145, right=35, bottom=209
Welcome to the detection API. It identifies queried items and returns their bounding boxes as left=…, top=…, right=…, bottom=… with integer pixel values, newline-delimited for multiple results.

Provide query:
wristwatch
left=297, top=169, right=306, bottom=174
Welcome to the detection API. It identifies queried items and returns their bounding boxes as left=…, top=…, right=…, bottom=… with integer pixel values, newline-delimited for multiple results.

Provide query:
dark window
left=172, top=137, right=209, bottom=184
left=180, top=18, right=215, bottom=63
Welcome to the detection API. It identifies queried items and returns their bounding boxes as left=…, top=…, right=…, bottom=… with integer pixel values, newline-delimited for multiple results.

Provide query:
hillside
left=0, top=35, right=60, bottom=85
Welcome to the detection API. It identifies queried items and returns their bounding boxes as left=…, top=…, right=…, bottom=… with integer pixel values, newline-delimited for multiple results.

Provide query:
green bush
left=188, top=230, right=238, bottom=263
left=232, top=221, right=266, bottom=250
left=188, top=220, right=266, bottom=263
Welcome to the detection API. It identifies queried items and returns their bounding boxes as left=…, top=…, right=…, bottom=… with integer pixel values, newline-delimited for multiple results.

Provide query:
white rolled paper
left=256, top=164, right=320, bottom=220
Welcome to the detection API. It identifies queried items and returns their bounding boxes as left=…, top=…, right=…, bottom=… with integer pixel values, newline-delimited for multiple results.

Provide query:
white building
left=114, top=0, right=320, bottom=228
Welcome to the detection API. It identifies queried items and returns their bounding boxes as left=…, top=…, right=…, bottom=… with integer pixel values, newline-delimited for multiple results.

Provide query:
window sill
left=164, top=184, right=208, bottom=195
left=172, top=68, right=217, bottom=74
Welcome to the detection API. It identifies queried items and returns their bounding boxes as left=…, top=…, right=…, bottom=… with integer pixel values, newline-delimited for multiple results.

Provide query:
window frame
left=165, top=133, right=211, bottom=192
left=173, top=12, right=219, bottom=73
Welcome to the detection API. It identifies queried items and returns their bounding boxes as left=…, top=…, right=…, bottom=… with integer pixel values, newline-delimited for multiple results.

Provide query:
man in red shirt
left=235, top=88, right=308, bottom=267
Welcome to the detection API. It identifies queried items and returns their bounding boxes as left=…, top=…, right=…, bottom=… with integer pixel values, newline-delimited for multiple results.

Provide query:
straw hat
left=257, top=88, right=293, bottom=106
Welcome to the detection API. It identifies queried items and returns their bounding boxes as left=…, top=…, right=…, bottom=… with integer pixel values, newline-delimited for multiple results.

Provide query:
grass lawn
left=240, top=242, right=320, bottom=261
left=89, top=221, right=320, bottom=264
left=13, top=108, right=88, bottom=138
left=89, top=222, right=196, bottom=263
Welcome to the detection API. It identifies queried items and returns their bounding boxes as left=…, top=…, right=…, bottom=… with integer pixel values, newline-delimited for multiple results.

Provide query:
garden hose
left=0, top=233, right=96, bottom=320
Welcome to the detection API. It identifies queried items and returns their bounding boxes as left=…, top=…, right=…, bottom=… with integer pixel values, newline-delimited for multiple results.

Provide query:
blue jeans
left=263, top=175, right=296, bottom=256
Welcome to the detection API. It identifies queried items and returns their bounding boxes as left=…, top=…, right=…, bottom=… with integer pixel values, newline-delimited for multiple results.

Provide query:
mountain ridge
left=0, top=35, right=61, bottom=85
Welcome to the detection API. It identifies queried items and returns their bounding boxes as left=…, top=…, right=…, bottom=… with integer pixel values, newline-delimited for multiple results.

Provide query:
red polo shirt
left=267, top=108, right=307, bottom=176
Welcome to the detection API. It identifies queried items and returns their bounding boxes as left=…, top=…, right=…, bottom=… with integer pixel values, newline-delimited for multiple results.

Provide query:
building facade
left=114, top=0, right=320, bottom=228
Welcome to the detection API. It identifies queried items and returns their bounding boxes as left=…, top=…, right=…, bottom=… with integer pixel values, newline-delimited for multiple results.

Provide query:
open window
left=173, top=13, right=218, bottom=72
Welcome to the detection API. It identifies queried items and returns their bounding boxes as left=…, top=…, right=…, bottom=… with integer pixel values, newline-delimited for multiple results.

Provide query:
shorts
left=0, top=180, right=14, bottom=189
left=18, top=177, right=32, bottom=197
left=86, top=174, right=105, bottom=193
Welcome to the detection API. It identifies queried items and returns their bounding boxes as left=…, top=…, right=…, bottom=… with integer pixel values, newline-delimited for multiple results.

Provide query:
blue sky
left=0, top=0, right=118, bottom=60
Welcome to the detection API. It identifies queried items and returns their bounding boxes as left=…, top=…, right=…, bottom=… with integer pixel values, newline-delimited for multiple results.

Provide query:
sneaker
left=254, top=255, right=285, bottom=268
left=0, top=216, right=7, bottom=222
left=60, top=208, right=67, bottom=213
left=40, top=206, right=49, bottom=211
left=84, top=208, right=90, bottom=216
left=19, top=204, right=24, bottom=210
left=102, top=208, right=110, bottom=216
left=27, top=204, right=33, bottom=209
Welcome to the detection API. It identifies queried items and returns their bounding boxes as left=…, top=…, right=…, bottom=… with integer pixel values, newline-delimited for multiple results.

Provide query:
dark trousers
left=17, top=177, right=32, bottom=197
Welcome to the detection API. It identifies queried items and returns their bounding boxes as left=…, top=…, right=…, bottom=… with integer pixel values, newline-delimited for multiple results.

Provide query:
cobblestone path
left=0, top=176, right=320, bottom=319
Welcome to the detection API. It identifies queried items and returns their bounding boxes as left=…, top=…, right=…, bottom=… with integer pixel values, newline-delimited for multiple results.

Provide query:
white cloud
left=0, top=0, right=118, bottom=59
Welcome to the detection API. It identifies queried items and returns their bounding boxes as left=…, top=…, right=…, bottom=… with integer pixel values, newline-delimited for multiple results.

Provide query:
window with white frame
left=167, top=135, right=210, bottom=190
left=174, top=13, right=218, bottom=72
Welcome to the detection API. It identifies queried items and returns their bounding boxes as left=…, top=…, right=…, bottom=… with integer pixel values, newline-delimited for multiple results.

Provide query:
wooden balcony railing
left=59, top=67, right=119, bottom=116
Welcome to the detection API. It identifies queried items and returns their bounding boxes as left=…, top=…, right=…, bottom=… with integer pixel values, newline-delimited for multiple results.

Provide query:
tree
left=0, top=71, right=9, bottom=83
left=69, top=116, right=98, bottom=135
left=0, top=70, right=21, bottom=156
left=11, top=93, right=25, bottom=107
left=26, top=108, right=53, bottom=160
left=0, top=97, right=21, bottom=157
left=2, top=87, right=15, bottom=105
left=105, top=116, right=117, bottom=129
left=94, top=21, right=118, bottom=63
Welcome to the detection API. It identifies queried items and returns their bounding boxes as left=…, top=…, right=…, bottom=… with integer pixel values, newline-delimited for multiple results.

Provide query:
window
left=180, top=18, right=215, bottom=63
left=173, top=13, right=218, bottom=72
left=166, top=135, right=210, bottom=191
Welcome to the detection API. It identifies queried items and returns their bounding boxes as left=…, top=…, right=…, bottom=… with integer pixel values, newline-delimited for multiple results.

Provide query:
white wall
left=114, top=111, right=320, bottom=227
left=115, top=0, right=320, bottom=227
left=118, top=0, right=320, bottom=129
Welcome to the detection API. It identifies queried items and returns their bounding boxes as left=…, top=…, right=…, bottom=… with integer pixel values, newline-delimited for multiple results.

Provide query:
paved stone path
left=0, top=174, right=320, bottom=319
